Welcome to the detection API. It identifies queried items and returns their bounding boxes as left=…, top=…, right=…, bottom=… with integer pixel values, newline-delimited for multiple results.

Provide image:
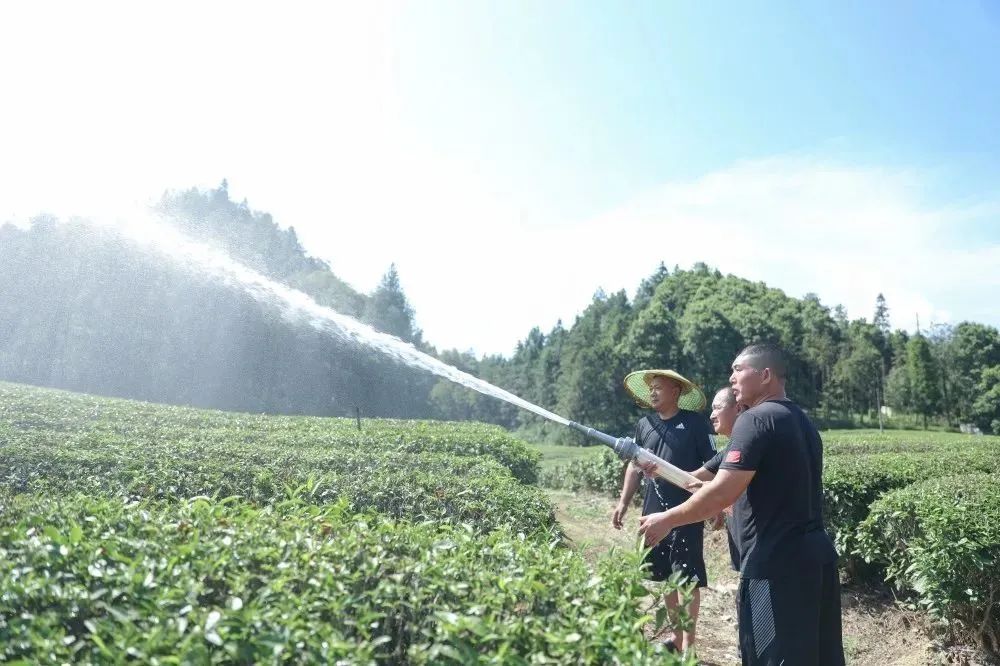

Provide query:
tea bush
left=538, top=449, right=625, bottom=498
left=855, top=474, right=1000, bottom=658
left=823, top=448, right=996, bottom=574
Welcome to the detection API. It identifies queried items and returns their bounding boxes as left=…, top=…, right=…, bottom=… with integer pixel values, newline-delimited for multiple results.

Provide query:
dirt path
left=547, top=489, right=993, bottom=666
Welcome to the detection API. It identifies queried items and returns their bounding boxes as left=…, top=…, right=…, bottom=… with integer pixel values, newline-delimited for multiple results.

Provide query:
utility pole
left=878, top=355, right=886, bottom=432
left=875, top=385, right=884, bottom=432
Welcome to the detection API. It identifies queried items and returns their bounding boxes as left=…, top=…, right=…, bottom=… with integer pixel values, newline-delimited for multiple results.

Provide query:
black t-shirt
left=719, top=399, right=838, bottom=579
left=635, top=410, right=716, bottom=516
left=704, top=448, right=725, bottom=475
left=703, top=446, right=741, bottom=571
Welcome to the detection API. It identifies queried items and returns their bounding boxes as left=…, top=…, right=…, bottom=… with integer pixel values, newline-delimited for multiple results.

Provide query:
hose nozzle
left=566, top=421, right=699, bottom=491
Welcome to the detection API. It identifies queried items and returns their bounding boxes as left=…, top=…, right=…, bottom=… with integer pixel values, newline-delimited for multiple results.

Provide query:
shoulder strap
left=647, top=414, right=675, bottom=443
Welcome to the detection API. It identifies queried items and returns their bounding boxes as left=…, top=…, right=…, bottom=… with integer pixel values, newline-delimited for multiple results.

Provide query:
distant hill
left=0, top=184, right=434, bottom=418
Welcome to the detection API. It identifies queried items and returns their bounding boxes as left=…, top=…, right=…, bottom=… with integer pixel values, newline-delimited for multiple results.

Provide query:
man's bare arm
left=620, top=461, right=642, bottom=501
left=638, top=468, right=754, bottom=546
left=692, top=466, right=716, bottom=482
left=612, top=461, right=643, bottom=529
left=669, top=468, right=753, bottom=525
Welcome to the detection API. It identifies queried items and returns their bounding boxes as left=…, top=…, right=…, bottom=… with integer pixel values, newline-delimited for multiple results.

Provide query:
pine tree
left=873, top=293, right=890, bottom=335
left=907, top=334, right=941, bottom=429
left=364, top=264, right=419, bottom=343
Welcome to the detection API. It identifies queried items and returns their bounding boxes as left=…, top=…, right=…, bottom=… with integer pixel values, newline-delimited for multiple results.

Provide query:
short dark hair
left=737, top=342, right=788, bottom=379
left=714, top=386, right=736, bottom=406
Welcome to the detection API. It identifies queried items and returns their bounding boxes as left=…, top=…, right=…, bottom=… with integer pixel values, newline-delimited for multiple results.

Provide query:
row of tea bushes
left=856, top=473, right=1000, bottom=659
left=822, top=448, right=997, bottom=571
left=1, top=441, right=554, bottom=535
left=0, top=382, right=541, bottom=484
left=538, top=449, right=625, bottom=499
left=0, top=381, right=552, bottom=534
left=822, top=429, right=1000, bottom=457
left=0, top=493, right=682, bottom=665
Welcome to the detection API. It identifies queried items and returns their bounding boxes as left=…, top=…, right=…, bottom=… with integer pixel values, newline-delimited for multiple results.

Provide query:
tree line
left=2, top=184, right=998, bottom=436
left=433, top=269, right=1000, bottom=439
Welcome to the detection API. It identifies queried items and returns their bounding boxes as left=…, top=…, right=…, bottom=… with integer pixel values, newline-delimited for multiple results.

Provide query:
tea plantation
left=0, top=382, right=686, bottom=664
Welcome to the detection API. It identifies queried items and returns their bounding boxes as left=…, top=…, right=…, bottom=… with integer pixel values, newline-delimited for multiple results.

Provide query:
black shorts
left=644, top=523, right=707, bottom=587
left=737, top=562, right=844, bottom=665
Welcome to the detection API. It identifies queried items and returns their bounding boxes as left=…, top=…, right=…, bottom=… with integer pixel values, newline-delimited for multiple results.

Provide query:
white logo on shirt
left=676, top=423, right=685, bottom=429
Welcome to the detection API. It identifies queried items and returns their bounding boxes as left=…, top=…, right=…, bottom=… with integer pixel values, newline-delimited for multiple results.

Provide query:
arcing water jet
left=86, top=210, right=699, bottom=492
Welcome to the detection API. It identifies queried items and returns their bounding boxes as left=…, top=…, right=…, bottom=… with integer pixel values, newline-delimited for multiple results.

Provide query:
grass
left=545, top=489, right=636, bottom=564
left=544, top=488, right=737, bottom=589
left=531, top=427, right=999, bottom=471
left=529, top=442, right=605, bottom=471
left=822, top=427, right=1000, bottom=443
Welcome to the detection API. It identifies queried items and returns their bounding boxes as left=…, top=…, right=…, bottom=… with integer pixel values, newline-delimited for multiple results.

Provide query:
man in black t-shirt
left=639, top=344, right=845, bottom=666
left=614, top=369, right=715, bottom=654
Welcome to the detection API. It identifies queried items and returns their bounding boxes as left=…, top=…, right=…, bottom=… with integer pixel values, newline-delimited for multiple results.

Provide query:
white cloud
left=339, top=156, right=997, bottom=356
left=573, top=157, right=998, bottom=339
left=303, top=155, right=999, bottom=355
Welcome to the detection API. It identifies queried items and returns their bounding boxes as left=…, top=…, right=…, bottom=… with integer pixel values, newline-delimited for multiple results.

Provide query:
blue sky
left=1, top=1, right=998, bottom=354
left=395, top=1, right=1000, bottom=219
left=393, top=1, right=1000, bottom=347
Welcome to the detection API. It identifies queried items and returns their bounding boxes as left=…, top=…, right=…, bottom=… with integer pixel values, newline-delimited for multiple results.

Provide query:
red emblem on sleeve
left=725, top=450, right=742, bottom=464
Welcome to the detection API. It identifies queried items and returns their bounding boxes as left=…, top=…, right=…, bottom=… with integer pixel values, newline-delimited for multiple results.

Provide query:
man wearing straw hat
left=613, top=368, right=716, bottom=654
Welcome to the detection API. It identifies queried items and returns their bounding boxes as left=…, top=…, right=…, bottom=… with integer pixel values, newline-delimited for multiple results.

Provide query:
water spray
left=81, top=211, right=699, bottom=496
left=566, top=421, right=698, bottom=491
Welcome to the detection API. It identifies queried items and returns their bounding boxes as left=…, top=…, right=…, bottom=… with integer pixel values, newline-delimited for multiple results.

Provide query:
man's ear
left=761, top=367, right=772, bottom=384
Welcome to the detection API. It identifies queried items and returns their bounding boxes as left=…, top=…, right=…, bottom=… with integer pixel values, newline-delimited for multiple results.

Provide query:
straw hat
left=623, top=369, right=707, bottom=411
